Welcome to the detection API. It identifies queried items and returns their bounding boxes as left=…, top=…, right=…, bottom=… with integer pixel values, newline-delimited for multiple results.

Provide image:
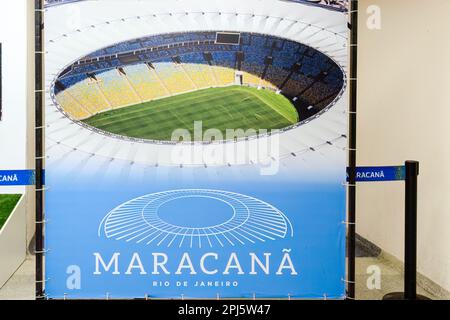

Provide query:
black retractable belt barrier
left=383, top=161, right=430, bottom=300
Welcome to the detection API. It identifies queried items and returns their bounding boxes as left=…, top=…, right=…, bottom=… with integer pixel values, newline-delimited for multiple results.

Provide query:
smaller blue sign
left=0, top=170, right=36, bottom=186
left=348, top=166, right=406, bottom=182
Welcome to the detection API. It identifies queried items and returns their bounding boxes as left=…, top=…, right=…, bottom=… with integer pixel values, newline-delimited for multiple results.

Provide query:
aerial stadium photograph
left=45, top=0, right=348, bottom=168
left=1, top=0, right=450, bottom=310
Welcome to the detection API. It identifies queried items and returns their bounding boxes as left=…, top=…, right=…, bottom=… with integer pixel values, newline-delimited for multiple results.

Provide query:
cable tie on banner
left=181, top=294, right=185, bottom=301
left=145, top=294, right=149, bottom=300
left=341, top=278, right=356, bottom=284
left=35, top=278, right=50, bottom=284
left=35, top=156, right=45, bottom=160
left=35, top=51, right=45, bottom=54
left=36, top=187, right=50, bottom=192
left=34, top=90, right=44, bottom=93
left=34, top=249, right=51, bottom=255
left=253, top=293, right=256, bottom=301
left=288, top=294, right=292, bottom=301
left=36, top=294, right=48, bottom=300
left=36, top=219, right=49, bottom=225
left=341, top=182, right=356, bottom=187
left=323, top=294, right=328, bottom=301
left=348, top=78, right=357, bottom=81
left=342, top=221, right=356, bottom=226
left=216, top=293, right=220, bottom=300
left=345, top=295, right=356, bottom=300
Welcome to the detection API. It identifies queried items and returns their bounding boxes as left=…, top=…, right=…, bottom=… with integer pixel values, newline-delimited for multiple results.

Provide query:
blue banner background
left=45, top=166, right=346, bottom=299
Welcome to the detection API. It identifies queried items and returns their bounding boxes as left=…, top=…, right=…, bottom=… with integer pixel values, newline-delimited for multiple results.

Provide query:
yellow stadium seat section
left=154, top=63, right=196, bottom=94
left=96, top=70, right=139, bottom=108
left=63, top=79, right=110, bottom=115
left=182, top=63, right=215, bottom=88
left=124, top=64, right=168, bottom=101
left=56, top=62, right=278, bottom=121
left=213, top=66, right=235, bottom=86
left=55, top=90, right=91, bottom=120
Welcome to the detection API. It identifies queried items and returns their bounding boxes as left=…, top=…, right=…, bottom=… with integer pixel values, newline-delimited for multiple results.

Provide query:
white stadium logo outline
left=99, top=189, right=294, bottom=248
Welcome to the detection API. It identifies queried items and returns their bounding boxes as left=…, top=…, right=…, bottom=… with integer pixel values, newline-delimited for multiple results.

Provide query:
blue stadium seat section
left=54, top=31, right=344, bottom=121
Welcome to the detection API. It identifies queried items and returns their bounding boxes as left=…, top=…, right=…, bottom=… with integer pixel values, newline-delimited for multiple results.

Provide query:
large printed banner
left=44, top=0, right=349, bottom=299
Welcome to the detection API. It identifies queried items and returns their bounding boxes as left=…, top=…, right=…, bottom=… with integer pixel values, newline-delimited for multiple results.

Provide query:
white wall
left=0, top=0, right=34, bottom=245
left=0, top=195, right=26, bottom=288
left=0, top=0, right=29, bottom=195
left=357, top=0, right=450, bottom=293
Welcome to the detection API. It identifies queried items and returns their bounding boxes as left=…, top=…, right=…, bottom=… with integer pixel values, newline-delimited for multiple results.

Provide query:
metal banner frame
left=34, top=0, right=358, bottom=300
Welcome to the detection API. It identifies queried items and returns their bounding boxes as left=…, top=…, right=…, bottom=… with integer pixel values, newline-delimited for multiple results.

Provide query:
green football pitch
left=83, top=86, right=299, bottom=141
left=0, top=194, right=21, bottom=229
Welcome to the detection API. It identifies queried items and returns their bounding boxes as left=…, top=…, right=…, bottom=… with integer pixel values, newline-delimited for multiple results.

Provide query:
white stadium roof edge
left=44, top=0, right=349, bottom=169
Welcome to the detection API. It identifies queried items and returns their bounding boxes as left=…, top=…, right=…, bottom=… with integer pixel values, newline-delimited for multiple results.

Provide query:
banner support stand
left=35, top=0, right=45, bottom=301
left=347, top=0, right=358, bottom=300
left=34, top=1, right=354, bottom=300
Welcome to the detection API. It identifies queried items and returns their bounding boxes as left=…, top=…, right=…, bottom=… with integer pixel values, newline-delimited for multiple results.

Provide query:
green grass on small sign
left=0, top=195, right=22, bottom=230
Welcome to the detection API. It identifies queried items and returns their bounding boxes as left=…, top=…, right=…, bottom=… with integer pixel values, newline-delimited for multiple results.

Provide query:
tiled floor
left=355, top=256, right=438, bottom=300
left=0, top=255, right=35, bottom=300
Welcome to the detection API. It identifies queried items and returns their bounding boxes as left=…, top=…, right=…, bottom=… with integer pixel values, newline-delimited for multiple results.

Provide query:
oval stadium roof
left=45, top=0, right=349, bottom=12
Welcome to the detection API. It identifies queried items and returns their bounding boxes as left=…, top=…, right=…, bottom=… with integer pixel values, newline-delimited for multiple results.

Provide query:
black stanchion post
left=404, top=160, right=419, bottom=300
left=383, top=161, right=430, bottom=300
